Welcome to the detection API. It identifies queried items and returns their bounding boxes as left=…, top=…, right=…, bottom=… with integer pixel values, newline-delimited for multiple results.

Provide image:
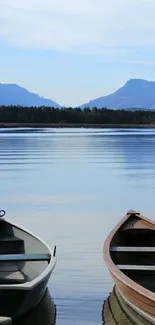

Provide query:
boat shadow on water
left=102, top=285, right=153, bottom=325
left=13, top=288, right=56, bottom=325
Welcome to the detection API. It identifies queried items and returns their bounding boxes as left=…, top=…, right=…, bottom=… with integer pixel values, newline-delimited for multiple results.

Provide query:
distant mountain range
left=0, top=83, right=60, bottom=107
left=1, top=79, right=155, bottom=110
left=80, top=79, right=155, bottom=110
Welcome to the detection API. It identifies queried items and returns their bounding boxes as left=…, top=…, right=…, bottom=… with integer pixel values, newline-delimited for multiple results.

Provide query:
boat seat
left=117, top=265, right=155, bottom=271
left=0, top=262, right=27, bottom=284
left=0, top=253, right=51, bottom=262
left=0, top=236, right=23, bottom=243
left=0, top=270, right=27, bottom=284
left=111, top=246, right=155, bottom=252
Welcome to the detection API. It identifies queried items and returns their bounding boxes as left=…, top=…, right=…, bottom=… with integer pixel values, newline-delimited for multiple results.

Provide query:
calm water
left=1, top=127, right=155, bottom=324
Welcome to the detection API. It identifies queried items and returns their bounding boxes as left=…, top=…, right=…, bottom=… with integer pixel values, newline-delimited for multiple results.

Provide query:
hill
left=80, top=79, right=155, bottom=110
left=0, top=83, right=60, bottom=107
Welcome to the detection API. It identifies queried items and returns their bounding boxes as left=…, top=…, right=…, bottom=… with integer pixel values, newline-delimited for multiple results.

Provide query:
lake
left=1, top=127, right=155, bottom=324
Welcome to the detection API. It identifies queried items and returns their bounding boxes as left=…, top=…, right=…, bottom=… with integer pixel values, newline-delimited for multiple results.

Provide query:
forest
left=0, top=106, right=155, bottom=125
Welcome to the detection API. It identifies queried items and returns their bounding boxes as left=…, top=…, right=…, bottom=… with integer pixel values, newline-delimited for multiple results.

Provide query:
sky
left=1, top=0, right=155, bottom=106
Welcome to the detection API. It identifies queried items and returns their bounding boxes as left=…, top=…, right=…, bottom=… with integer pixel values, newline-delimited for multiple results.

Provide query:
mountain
left=80, top=79, right=155, bottom=110
left=0, top=83, right=60, bottom=107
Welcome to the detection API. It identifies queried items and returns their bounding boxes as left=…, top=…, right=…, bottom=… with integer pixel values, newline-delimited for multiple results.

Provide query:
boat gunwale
left=103, top=210, right=155, bottom=302
left=0, top=218, right=56, bottom=290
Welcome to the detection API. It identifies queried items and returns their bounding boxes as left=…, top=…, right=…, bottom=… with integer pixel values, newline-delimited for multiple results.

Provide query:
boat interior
left=110, top=214, right=155, bottom=293
left=0, top=219, right=51, bottom=285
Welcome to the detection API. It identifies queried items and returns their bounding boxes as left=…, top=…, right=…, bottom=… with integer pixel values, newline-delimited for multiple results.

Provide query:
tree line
left=0, top=106, right=155, bottom=124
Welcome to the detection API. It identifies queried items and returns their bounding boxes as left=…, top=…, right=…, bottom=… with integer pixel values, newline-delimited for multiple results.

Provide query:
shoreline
left=0, top=123, right=155, bottom=129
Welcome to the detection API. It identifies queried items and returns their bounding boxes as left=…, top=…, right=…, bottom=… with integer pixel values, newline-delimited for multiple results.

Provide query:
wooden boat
left=103, top=209, right=155, bottom=319
left=0, top=210, right=57, bottom=319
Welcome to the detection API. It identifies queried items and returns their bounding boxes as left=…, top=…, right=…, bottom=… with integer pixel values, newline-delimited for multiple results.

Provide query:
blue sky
left=1, top=0, right=155, bottom=106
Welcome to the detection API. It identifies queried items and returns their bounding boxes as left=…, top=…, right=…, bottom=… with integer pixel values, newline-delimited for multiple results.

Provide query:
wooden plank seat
left=111, top=246, right=155, bottom=252
left=0, top=253, right=51, bottom=262
left=117, top=265, right=155, bottom=271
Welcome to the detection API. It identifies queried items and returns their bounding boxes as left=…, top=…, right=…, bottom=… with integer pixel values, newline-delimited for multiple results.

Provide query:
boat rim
left=0, top=217, right=56, bottom=290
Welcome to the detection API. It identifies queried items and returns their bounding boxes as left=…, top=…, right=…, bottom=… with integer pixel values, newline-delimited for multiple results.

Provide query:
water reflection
left=0, top=128, right=45, bottom=133
left=13, top=289, right=56, bottom=325
left=1, top=127, right=155, bottom=170
left=102, top=286, right=153, bottom=325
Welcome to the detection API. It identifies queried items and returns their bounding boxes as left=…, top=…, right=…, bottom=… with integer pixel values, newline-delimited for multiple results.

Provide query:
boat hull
left=116, top=287, right=155, bottom=324
left=110, top=272, right=155, bottom=316
left=0, top=268, right=52, bottom=319
left=102, top=285, right=155, bottom=325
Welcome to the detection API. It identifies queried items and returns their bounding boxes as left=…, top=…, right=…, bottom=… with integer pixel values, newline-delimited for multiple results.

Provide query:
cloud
left=0, top=0, right=155, bottom=53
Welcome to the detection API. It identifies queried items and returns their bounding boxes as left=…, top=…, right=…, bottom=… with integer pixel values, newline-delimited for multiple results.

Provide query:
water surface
left=1, top=127, right=155, bottom=324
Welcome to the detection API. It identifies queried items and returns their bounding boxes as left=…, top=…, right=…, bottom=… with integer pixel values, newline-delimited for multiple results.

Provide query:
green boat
left=0, top=210, right=57, bottom=319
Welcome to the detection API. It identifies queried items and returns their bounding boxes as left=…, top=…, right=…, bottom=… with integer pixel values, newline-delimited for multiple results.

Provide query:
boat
left=103, top=209, right=155, bottom=319
left=0, top=209, right=57, bottom=319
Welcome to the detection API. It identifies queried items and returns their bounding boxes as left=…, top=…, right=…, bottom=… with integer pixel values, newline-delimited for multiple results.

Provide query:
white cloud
left=0, top=0, right=155, bottom=53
